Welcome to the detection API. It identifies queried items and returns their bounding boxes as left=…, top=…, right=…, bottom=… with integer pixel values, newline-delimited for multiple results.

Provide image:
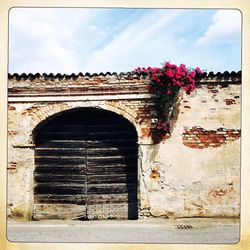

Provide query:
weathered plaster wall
left=141, top=83, right=241, bottom=218
left=8, top=73, right=241, bottom=220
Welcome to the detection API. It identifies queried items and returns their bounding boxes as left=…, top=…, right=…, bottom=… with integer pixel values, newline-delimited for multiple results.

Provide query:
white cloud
left=82, top=10, right=183, bottom=73
left=9, top=8, right=95, bottom=73
left=196, top=10, right=241, bottom=46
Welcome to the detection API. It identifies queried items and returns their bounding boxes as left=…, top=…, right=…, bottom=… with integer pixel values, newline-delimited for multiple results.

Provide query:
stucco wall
left=140, top=83, right=240, bottom=218
left=7, top=73, right=241, bottom=220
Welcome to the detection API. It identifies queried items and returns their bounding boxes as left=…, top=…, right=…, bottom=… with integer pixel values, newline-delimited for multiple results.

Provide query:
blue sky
left=8, top=8, right=241, bottom=74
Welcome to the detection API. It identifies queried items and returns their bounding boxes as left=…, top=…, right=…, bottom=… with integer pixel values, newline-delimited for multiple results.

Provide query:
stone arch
left=30, top=102, right=142, bottom=143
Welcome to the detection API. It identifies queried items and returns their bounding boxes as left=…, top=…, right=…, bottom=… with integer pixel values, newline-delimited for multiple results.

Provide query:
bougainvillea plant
left=133, top=62, right=202, bottom=135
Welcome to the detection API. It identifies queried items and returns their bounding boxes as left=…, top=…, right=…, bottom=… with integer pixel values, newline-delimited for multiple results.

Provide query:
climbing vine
left=133, top=62, right=202, bottom=136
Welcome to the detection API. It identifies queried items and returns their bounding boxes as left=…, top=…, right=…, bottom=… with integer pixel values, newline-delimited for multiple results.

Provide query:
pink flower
left=195, top=67, right=202, bottom=74
left=174, top=81, right=181, bottom=87
left=175, top=73, right=181, bottom=79
left=180, top=70, right=186, bottom=77
left=189, top=71, right=195, bottom=78
left=171, top=64, right=177, bottom=70
left=180, top=64, right=186, bottom=70
left=167, top=90, right=171, bottom=95
left=186, top=75, right=191, bottom=82
left=165, top=62, right=171, bottom=68
left=166, top=70, right=175, bottom=78
left=153, top=67, right=160, bottom=73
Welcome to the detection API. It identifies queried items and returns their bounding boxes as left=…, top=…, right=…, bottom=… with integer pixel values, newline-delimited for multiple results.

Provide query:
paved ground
left=7, top=218, right=240, bottom=244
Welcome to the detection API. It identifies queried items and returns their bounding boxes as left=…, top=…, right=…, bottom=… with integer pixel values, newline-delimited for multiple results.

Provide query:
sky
left=8, top=8, right=242, bottom=74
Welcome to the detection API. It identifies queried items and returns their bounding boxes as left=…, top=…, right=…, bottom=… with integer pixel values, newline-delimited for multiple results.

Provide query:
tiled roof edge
left=8, top=71, right=242, bottom=81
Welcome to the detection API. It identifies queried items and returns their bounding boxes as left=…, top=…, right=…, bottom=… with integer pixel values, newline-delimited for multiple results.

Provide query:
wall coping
left=8, top=71, right=242, bottom=83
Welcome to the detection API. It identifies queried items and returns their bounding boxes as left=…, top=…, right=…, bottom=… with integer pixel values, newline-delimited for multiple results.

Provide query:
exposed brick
left=182, top=127, right=241, bottom=149
left=224, top=99, right=235, bottom=105
left=141, top=127, right=151, bottom=138
left=8, top=162, right=17, bottom=171
left=150, top=169, right=160, bottom=179
left=8, top=130, right=19, bottom=136
left=8, top=105, right=16, bottom=111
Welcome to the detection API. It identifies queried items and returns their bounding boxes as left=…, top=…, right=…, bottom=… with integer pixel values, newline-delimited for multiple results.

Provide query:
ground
left=7, top=218, right=240, bottom=244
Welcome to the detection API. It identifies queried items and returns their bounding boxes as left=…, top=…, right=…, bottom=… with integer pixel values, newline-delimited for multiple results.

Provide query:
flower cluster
left=155, top=120, right=170, bottom=132
left=133, top=62, right=202, bottom=95
left=133, top=62, right=202, bottom=133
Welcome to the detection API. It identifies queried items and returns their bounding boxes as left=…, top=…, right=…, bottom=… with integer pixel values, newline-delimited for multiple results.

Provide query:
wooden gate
left=33, top=108, right=138, bottom=220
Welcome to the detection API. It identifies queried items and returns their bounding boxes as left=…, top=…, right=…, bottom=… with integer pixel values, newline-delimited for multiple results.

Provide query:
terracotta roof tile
left=8, top=71, right=241, bottom=82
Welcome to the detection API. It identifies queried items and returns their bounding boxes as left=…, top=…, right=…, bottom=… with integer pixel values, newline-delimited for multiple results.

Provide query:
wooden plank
left=35, top=165, right=86, bottom=174
left=88, top=124, right=131, bottom=131
left=43, top=124, right=131, bottom=132
left=87, top=155, right=137, bottom=161
left=88, top=131, right=135, bottom=136
left=87, top=148, right=137, bottom=156
left=87, top=174, right=136, bottom=184
left=87, top=155, right=135, bottom=160
left=35, top=156, right=86, bottom=164
left=88, top=134, right=136, bottom=140
left=87, top=146, right=137, bottom=151
left=38, top=134, right=88, bottom=141
left=37, top=140, right=87, bottom=148
left=35, top=149, right=87, bottom=157
left=33, top=204, right=87, bottom=220
left=42, top=125, right=87, bottom=132
left=35, top=194, right=86, bottom=205
left=87, top=163, right=137, bottom=171
left=87, top=193, right=136, bottom=205
left=87, top=203, right=138, bottom=220
left=87, top=183, right=137, bottom=194
left=87, top=138, right=137, bottom=144
left=36, top=147, right=87, bottom=151
left=34, top=184, right=85, bottom=194
left=41, top=131, right=88, bottom=135
left=86, top=161, right=135, bottom=166
left=87, top=164, right=126, bottom=175
left=34, top=174, right=86, bottom=183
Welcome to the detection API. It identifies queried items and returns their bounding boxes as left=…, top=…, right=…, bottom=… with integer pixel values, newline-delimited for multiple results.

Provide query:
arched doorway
left=33, top=108, right=138, bottom=220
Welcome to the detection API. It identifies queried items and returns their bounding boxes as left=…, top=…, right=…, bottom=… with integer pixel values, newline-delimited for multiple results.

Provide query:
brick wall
left=183, top=127, right=241, bottom=148
left=7, top=71, right=241, bottom=220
